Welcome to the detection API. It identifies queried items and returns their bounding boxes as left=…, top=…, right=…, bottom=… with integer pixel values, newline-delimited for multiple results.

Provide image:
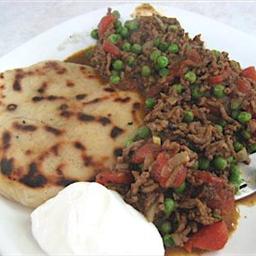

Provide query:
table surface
left=0, top=0, right=255, bottom=58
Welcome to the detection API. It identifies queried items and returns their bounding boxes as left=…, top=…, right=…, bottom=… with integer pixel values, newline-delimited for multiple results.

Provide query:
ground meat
left=90, top=9, right=255, bottom=251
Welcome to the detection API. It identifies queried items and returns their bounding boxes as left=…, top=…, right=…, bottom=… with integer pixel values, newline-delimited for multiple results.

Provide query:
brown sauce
left=237, top=192, right=256, bottom=207
left=65, top=46, right=95, bottom=65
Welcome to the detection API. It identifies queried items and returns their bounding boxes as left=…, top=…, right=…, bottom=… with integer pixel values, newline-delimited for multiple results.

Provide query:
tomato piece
left=184, top=221, right=228, bottom=253
left=151, top=152, right=169, bottom=187
left=98, top=14, right=115, bottom=37
left=96, top=171, right=133, bottom=185
left=193, top=171, right=235, bottom=214
left=131, top=143, right=161, bottom=164
left=241, top=66, right=256, bottom=81
left=193, top=171, right=225, bottom=186
left=209, top=75, right=223, bottom=84
left=237, top=78, right=251, bottom=94
left=102, top=41, right=121, bottom=57
left=172, top=166, right=187, bottom=188
left=152, top=153, right=187, bottom=188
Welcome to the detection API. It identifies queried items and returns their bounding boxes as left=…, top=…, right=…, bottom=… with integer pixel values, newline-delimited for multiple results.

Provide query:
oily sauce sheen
left=65, top=47, right=256, bottom=256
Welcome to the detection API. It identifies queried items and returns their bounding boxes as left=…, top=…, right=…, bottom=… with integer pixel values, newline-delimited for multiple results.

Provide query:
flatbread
left=0, top=61, right=143, bottom=208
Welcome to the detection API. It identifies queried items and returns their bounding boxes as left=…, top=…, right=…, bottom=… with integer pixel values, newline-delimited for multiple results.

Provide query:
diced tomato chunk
left=132, top=143, right=161, bottom=164
left=151, top=152, right=187, bottom=188
left=237, top=78, right=251, bottom=94
left=241, top=66, right=256, bottom=81
left=184, top=221, right=228, bottom=252
left=96, top=171, right=133, bottom=185
left=102, top=41, right=121, bottom=57
left=209, top=75, right=223, bottom=84
left=98, top=14, right=115, bottom=37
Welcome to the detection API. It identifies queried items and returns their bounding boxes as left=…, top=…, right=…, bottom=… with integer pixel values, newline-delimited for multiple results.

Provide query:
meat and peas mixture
left=87, top=9, right=256, bottom=252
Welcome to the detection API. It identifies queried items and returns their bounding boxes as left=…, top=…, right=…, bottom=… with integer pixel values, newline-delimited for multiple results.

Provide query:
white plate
left=0, top=4, right=256, bottom=256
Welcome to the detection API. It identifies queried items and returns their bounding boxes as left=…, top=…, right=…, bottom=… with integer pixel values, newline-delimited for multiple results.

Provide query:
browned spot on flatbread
left=0, top=158, right=13, bottom=176
left=37, top=82, right=48, bottom=94
left=44, top=126, right=63, bottom=136
left=44, top=61, right=67, bottom=75
left=13, top=122, right=37, bottom=132
left=7, top=104, right=17, bottom=111
left=98, top=117, right=111, bottom=126
left=114, top=147, right=123, bottom=157
left=2, top=131, right=11, bottom=150
left=13, top=78, right=21, bottom=91
left=132, top=102, right=142, bottom=124
left=76, top=94, right=87, bottom=100
left=20, top=162, right=47, bottom=188
left=60, top=110, right=73, bottom=118
left=66, top=80, right=75, bottom=87
left=74, top=141, right=86, bottom=151
left=104, top=87, right=115, bottom=93
left=83, top=95, right=110, bottom=106
left=47, top=95, right=65, bottom=101
left=83, top=156, right=92, bottom=166
left=57, top=178, right=77, bottom=187
left=32, top=96, right=44, bottom=102
left=0, top=73, right=3, bottom=79
left=25, top=149, right=32, bottom=155
left=59, top=104, right=69, bottom=110
left=78, top=113, right=95, bottom=122
left=110, top=126, right=124, bottom=138
left=51, top=144, right=59, bottom=156
left=114, top=97, right=131, bottom=103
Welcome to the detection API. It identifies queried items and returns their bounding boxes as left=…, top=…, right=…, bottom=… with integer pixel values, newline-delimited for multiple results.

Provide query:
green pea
left=131, top=44, right=142, bottom=54
left=141, top=65, right=151, bottom=77
left=168, top=43, right=179, bottom=53
left=122, top=42, right=131, bottom=52
left=125, top=137, right=134, bottom=147
left=249, top=143, right=256, bottom=153
left=191, top=85, right=203, bottom=99
left=198, top=157, right=210, bottom=170
left=110, top=75, right=121, bottom=84
left=112, top=59, right=124, bottom=71
left=175, top=182, right=186, bottom=194
left=230, top=99, right=241, bottom=110
left=127, top=56, right=136, bottom=67
left=183, top=110, right=194, bottom=123
left=145, top=98, right=156, bottom=109
left=158, top=42, right=169, bottom=52
left=125, top=20, right=139, bottom=31
left=159, top=68, right=169, bottom=77
left=237, top=111, right=252, bottom=123
left=169, top=25, right=178, bottom=31
left=218, top=120, right=227, bottom=127
left=227, top=156, right=236, bottom=164
left=172, top=84, right=183, bottom=94
left=115, top=20, right=122, bottom=29
left=234, top=141, right=244, bottom=152
left=184, top=71, right=197, bottom=84
left=160, top=222, right=172, bottom=234
left=108, top=33, right=121, bottom=44
left=90, top=29, right=99, bottom=39
left=241, top=130, right=251, bottom=140
left=135, top=126, right=151, bottom=140
left=163, top=234, right=175, bottom=247
left=229, top=164, right=242, bottom=191
left=112, top=10, right=120, bottom=18
left=150, top=50, right=161, bottom=62
left=164, top=198, right=176, bottom=217
left=120, top=27, right=129, bottom=38
left=156, top=56, right=169, bottom=69
left=213, top=156, right=227, bottom=170
left=231, top=110, right=239, bottom=119
left=215, top=124, right=223, bottom=133
left=213, top=84, right=225, bottom=98
left=212, top=49, right=221, bottom=57
left=154, top=37, right=161, bottom=47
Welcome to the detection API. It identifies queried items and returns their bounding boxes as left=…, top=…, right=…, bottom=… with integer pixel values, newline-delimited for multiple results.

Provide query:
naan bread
left=0, top=61, right=143, bottom=208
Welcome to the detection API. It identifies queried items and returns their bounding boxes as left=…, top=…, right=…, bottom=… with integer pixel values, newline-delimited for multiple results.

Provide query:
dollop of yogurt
left=31, top=182, right=164, bottom=256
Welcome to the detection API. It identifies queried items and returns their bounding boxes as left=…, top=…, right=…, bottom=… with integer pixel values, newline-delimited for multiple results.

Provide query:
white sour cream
left=31, top=182, right=164, bottom=256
